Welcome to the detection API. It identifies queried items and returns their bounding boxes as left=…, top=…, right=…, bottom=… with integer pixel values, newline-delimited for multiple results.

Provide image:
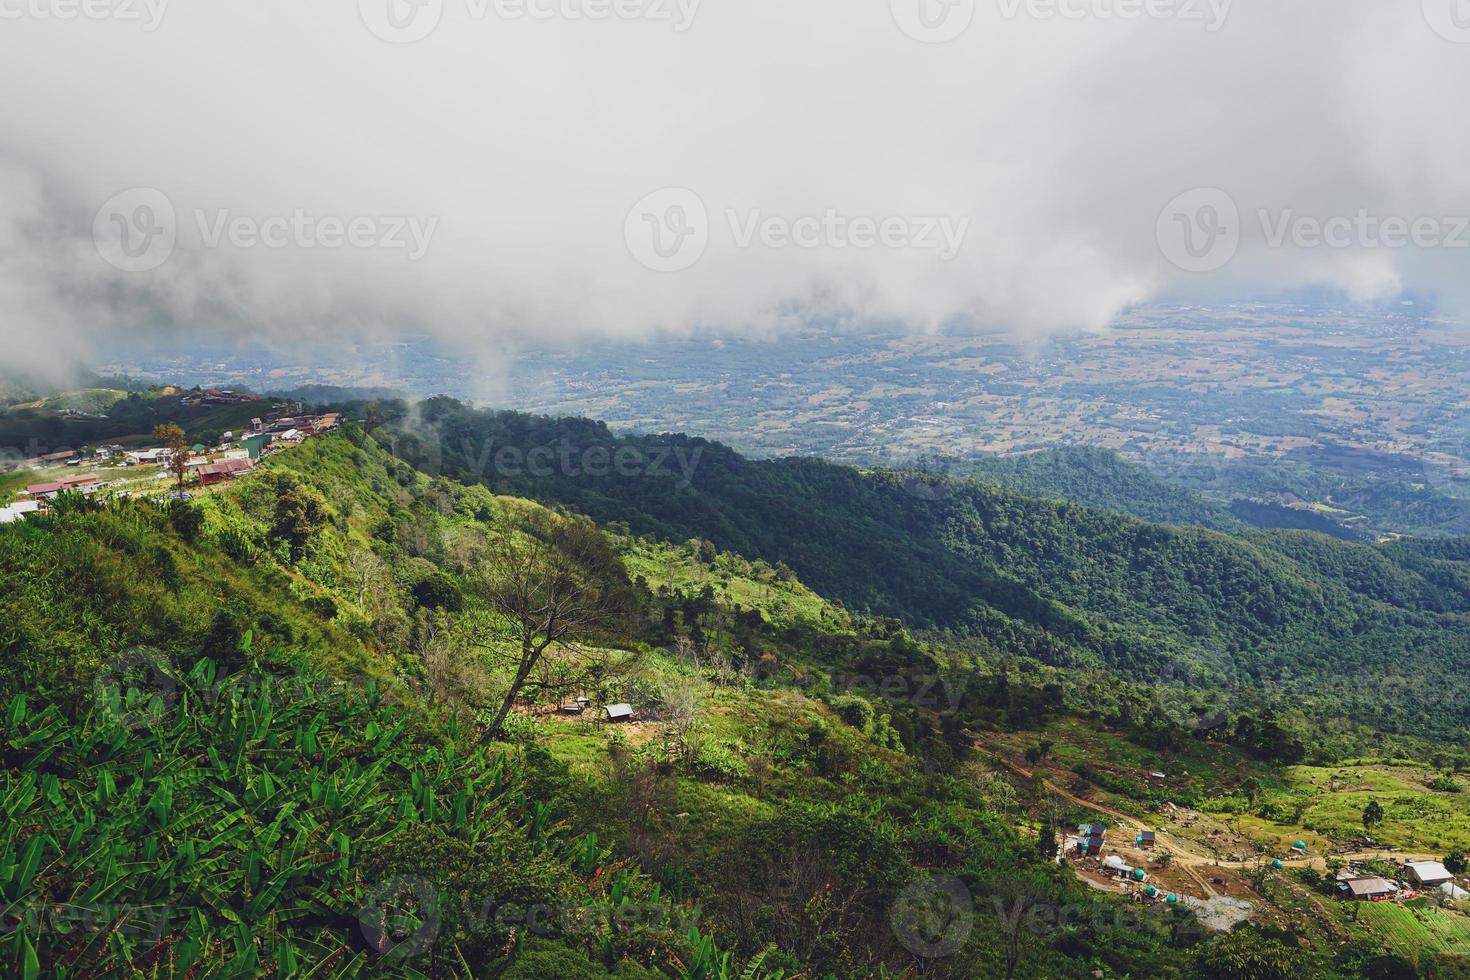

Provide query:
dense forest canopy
left=2, top=412, right=1464, bottom=978
left=375, top=399, right=1470, bottom=743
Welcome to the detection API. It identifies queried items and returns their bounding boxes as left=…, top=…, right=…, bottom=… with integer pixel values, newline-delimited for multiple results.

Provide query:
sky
left=1, top=0, right=1468, bottom=384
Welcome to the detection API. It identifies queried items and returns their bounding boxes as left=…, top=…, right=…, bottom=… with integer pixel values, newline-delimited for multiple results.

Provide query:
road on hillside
left=970, top=742, right=1443, bottom=898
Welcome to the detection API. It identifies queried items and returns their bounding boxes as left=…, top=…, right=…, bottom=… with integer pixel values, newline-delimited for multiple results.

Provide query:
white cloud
left=0, top=0, right=1467, bottom=378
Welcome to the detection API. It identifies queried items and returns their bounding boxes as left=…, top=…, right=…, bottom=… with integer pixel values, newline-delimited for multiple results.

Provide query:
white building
left=1406, top=861, right=1455, bottom=888
left=126, top=448, right=171, bottom=466
left=0, top=500, right=41, bottom=524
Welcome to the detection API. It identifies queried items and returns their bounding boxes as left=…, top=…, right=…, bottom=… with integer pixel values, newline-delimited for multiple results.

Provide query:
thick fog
left=1, top=0, right=1467, bottom=379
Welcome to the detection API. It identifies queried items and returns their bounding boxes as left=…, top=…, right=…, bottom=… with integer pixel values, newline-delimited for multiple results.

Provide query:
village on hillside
left=0, top=407, right=340, bottom=523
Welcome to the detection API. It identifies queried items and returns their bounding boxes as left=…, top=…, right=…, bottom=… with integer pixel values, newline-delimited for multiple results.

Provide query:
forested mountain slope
left=381, top=399, right=1470, bottom=739
left=2, top=429, right=1236, bottom=978
left=956, top=446, right=1367, bottom=540
left=4, top=423, right=1456, bottom=976
left=952, top=446, right=1246, bottom=533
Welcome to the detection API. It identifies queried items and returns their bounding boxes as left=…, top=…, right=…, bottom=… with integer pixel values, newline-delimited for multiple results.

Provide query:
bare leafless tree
left=421, top=632, right=489, bottom=710
left=346, top=544, right=389, bottom=611
left=472, top=510, right=624, bottom=742
left=720, top=841, right=868, bottom=967
left=657, top=675, right=705, bottom=762
left=673, top=634, right=700, bottom=671
left=989, top=880, right=1046, bottom=980
left=153, top=423, right=189, bottom=492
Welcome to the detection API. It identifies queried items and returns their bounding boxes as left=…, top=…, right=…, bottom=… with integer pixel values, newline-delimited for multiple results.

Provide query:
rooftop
left=1343, top=877, right=1396, bottom=897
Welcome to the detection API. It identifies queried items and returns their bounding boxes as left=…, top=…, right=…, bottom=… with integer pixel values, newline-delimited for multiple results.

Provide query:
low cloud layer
left=1, top=1, right=1468, bottom=380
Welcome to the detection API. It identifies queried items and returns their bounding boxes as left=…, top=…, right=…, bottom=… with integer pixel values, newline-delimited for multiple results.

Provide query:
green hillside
left=0, top=386, right=271, bottom=453
left=3, top=423, right=1462, bottom=977
left=378, top=399, right=1470, bottom=744
left=955, top=446, right=1246, bottom=533
left=1, top=431, right=1211, bottom=978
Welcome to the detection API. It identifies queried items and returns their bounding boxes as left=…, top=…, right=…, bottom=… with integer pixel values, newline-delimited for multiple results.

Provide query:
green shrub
left=692, top=742, right=749, bottom=783
left=304, top=594, right=338, bottom=620
left=412, top=571, right=464, bottom=612
left=216, top=525, right=257, bottom=563
left=150, top=544, right=180, bottom=590
left=830, top=694, right=874, bottom=733
left=166, top=501, right=205, bottom=543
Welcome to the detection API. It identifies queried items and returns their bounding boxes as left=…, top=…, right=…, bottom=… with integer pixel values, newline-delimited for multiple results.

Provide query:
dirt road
left=976, top=742, right=1446, bottom=873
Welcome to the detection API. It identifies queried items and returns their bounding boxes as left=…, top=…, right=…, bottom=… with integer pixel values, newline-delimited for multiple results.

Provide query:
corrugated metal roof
left=1344, top=877, right=1395, bottom=897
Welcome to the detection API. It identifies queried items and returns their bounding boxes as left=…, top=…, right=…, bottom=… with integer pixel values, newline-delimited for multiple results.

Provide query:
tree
left=271, top=482, right=329, bottom=561
left=1194, top=927, right=1311, bottom=980
left=1037, top=817, right=1058, bottom=861
left=153, top=423, right=188, bottom=491
left=1362, top=799, right=1385, bottom=833
left=473, top=511, right=625, bottom=742
left=346, top=544, right=388, bottom=610
left=412, top=572, right=464, bottom=612
left=989, top=879, right=1047, bottom=980
left=657, top=675, right=704, bottom=763
left=1445, top=851, right=1467, bottom=875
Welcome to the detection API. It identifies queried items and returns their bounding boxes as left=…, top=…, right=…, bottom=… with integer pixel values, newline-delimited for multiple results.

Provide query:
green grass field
left=0, top=469, right=29, bottom=506
left=620, top=536, right=846, bottom=630
left=1356, top=900, right=1470, bottom=963
left=6, top=387, right=129, bottom=414
left=1225, top=763, right=1470, bottom=854
left=983, top=716, right=1268, bottom=799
